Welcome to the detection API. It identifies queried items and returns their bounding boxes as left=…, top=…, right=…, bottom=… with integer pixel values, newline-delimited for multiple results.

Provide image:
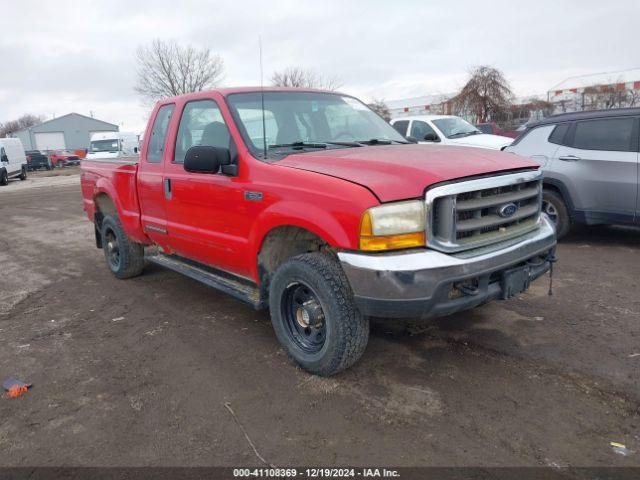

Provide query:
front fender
left=248, top=200, right=359, bottom=279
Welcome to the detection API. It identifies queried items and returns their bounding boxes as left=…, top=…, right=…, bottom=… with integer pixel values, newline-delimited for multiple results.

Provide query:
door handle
left=559, top=155, right=581, bottom=162
left=164, top=178, right=172, bottom=200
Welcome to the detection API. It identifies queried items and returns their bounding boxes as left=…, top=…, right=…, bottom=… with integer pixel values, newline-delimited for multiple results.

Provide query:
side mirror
left=423, top=133, right=439, bottom=142
left=184, top=145, right=230, bottom=174
left=1, top=155, right=8, bottom=162
left=405, top=136, right=418, bottom=144
left=133, top=147, right=139, bottom=154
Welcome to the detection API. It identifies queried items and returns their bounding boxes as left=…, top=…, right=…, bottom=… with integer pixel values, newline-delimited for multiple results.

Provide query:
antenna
left=259, top=36, right=267, bottom=159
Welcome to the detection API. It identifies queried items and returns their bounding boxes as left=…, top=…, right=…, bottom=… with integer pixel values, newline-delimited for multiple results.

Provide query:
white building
left=386, top=93, right=455, bottom=119
left=547, top=68, right=640, bottom=113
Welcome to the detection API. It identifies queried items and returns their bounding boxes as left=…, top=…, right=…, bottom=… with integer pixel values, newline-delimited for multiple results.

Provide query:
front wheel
left=100, top=215, right=145, bottom=279
left=269, top=253, right=369, bottom=376
left=0, top=169, right=7, bottom=186
left=542, top=189, right=571, bottom=239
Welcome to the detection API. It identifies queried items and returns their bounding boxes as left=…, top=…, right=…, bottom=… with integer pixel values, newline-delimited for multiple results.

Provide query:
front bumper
left=338, top=215, right=557, bottom=319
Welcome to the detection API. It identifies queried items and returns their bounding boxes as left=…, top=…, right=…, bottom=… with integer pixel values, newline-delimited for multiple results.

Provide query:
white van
left=0, top=138, right=28, bottom=185
left=86, top=132, right=140, bottom=160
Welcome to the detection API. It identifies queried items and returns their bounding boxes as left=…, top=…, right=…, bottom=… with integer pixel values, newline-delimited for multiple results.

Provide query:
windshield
left=90, top=139, right=120, bottom=153
left=432, top=117, right=481, bottom=138
left=226, top=91, right=407, bottom=159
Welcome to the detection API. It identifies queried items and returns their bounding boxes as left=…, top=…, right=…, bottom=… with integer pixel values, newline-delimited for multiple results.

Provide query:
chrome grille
left=426, top=170, right=543, bottom=252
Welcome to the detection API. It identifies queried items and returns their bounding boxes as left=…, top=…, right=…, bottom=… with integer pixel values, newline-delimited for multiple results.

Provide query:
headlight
left=359, top=200, right=426, bottom=251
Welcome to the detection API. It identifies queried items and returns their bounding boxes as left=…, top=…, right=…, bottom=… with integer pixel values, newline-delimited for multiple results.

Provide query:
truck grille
left=426, top=170, right=542, bottom=252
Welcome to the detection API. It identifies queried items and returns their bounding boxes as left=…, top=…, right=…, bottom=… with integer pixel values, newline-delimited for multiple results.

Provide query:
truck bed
left=80, top=157, right=147, bottom=244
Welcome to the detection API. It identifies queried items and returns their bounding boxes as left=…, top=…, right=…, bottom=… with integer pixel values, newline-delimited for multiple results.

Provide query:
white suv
left=0, top=138, right=28, bottom=186
left=391, top=115, right=513, bottom=150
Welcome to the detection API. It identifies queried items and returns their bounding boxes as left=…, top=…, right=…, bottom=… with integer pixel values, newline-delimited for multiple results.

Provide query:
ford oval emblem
left=498, top=202, right=518, bottom=218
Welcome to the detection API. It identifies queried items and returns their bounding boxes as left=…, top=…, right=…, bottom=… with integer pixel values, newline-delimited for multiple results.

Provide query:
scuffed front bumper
left=338, top=215, right=557, bottom=319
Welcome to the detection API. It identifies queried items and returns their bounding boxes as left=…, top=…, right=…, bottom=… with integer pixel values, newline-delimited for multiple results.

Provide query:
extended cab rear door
left=138, top=103, right=175, bottom=243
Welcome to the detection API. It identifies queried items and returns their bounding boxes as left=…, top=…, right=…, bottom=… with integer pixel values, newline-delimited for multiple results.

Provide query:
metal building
left=13, top=113, right=118, bottom=151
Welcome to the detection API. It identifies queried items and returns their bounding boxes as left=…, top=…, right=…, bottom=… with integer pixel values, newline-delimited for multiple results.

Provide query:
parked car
left=86, top=132, right=140, bottom=160
left=391, top=115, right=513, bottom=150
left=50, top=149, right=80, bottom=167
left=0, top=138, right=28, bottom=185
left=475, top=122, right=520, bottom=139
left=81, top=88, right=556, bottom=376
left=25, top=150, right=52, bottom=171
left=504, top=107, right=640, bottom=238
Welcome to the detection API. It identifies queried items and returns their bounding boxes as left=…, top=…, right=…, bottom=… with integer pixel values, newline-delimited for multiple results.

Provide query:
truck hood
left=447, top=133, right=513, bottom=150
left=277, top=144, right=538, bottom=202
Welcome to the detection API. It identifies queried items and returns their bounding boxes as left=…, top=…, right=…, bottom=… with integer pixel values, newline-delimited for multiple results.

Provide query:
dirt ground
left=0, top=175, right=638, bottom=467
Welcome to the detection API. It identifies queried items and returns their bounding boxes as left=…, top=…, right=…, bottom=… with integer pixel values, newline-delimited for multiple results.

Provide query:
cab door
left=137, top=103, right=175, bottom=246
left=162, top=97, right=250, bottom=277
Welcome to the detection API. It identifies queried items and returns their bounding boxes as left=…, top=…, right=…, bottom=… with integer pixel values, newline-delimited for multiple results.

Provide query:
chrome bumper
left=338, top=215, right=557, bottom=319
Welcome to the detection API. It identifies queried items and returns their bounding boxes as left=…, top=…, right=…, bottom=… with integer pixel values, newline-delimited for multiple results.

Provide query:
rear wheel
left=269, top=253, right=369, bottom=376
left=19, top=167, right=27, bottom=181
left=0, top=169, right=7, bottom=186
left=100, top=215, right=145, bottom=279
left=542, top=189, right=571, bottom=239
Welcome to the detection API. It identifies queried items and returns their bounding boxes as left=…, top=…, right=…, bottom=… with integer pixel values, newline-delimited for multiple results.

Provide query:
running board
left=146, top=254, right=265, bottom=310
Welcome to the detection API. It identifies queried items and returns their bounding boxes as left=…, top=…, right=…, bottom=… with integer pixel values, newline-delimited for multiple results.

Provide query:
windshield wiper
left=268, top=141, right=328, bottom=149
left=448, top=131, right=477, bottom=138
left=356, top=138, right=408, bottom=145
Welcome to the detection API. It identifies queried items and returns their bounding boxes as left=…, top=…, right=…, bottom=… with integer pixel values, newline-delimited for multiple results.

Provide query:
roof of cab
left=158, top=87, right=345, bottom=104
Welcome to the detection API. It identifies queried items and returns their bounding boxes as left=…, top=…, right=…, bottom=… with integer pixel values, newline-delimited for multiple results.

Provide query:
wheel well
left=93, top=194, right=117, bottom=248
left=542, top=181, right=573, bottom=212
left=257, top=226, right=331, bottom=299
left=94, top=194, right=117, bottom=223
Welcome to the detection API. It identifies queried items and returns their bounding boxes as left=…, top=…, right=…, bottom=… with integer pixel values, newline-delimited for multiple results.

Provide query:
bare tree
left=452, top=66, right=513, bottom=123
left=271, top=66, right=341, bottom=91
left=135, top=39, right=224, bottom=103
left=583, top=84, right=632, bottom=110
left=0, top=114, right=43, bottom=137
left=368, top=98, right=391, bottom=122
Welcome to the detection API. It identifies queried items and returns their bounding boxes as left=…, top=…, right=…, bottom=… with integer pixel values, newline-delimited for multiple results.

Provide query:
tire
left=19, top=167, right=27, bottom=181
left=269, top=252, right=369, bottom=376
left=543, top=189, right=571, bottom=239
left=100, top=214, right=145, bottom=279
left=0, top=169, right=7, bottom=186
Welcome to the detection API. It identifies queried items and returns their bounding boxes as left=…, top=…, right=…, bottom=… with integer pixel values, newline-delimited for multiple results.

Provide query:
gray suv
left=505, top=108, right=639, bottom=238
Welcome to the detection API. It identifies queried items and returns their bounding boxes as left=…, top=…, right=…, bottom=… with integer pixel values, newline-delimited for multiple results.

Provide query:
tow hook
left=454, top=280, right=480, bottom=296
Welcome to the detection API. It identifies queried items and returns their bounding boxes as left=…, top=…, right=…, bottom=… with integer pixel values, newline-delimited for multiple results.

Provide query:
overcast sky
left=1, top=0, right=639, bottom=132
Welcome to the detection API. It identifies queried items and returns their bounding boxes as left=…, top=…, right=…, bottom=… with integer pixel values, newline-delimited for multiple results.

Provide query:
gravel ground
left=0, top=176, right=638, bottom=467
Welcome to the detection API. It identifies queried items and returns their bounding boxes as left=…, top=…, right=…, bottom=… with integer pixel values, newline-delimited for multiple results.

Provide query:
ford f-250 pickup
left=81, top=87, right=557, bottom=376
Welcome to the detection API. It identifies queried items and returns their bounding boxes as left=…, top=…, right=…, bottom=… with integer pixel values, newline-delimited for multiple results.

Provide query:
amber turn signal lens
left=359, top=231, right=426, bottom=251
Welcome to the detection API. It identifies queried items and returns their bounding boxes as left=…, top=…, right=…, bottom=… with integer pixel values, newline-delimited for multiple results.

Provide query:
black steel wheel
left=281, top=282, right=327, bottom=354
left=269, top=252, right=369, bottom=376
left=100, top=214, right=145, bottom=279
left=104, top=226, right=121, bottom=271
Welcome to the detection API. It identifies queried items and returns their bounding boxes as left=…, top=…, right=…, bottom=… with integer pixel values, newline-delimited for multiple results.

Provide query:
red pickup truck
left=81, top=87, right=556, bottom=376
